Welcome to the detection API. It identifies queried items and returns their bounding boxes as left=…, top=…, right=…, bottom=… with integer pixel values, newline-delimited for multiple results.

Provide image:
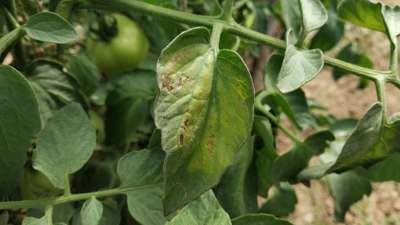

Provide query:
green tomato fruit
left=20, top=167, right=61, bottom=200
left=87, top=14, right=149, bottom=76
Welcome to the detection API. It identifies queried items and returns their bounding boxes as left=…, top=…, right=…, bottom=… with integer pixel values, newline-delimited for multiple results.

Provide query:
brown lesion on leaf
left=161, top=75, right=174, bottom=91
left=178, top=119, right=190, bottom=146
left=161, top=72, right=191, bottom=92
left=178, top=133, right=184, bottom=146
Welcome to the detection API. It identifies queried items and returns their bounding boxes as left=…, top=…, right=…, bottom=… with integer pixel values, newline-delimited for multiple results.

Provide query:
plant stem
left=255, top=91, right=302, bottom=145
left=86, top=0, right=393, bottom=83
left=0, top=185, right=158, bottom=210
left=375, top=78, right=387, bottom=122
left=64, top=174, right=71, bottom=196
left=390, top=42, right=398, bottom=78
left=210, top=23, right=223, bottom=50
left=45, top=206, right=53, bottom=224
left=221, top=0, right=234, bottom=22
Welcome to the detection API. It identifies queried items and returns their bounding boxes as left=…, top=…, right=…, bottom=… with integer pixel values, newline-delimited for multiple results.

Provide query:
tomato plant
left=0, top=0, right=399, bottom=225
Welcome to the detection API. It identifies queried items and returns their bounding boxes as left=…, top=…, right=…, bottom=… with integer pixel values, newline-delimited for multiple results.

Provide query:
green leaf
left=216, top=138, right=258, bottom=217
left=279, top=0, right=302, bottom=39
left=29, top=60, right=88, bottom=125
left=232, top=213, right=294, bottom=225
left=23, top=12, right=78, bottom=43
left=337, top=0, right=385, bottom=32
left=67, top=53, right=100, bottom=96
left=33, top=103, right=96, bottom=188
left=0, top=65, right=41, bottom=195
left=285, top=89, right=316, bottom=129
left=98, top=201, right=121, bottom=225
left=81, top=197, right=103, bottom=225
left=105, top=71, right=157, bottom=145
left=154, top=27, right=254, bottom=214
left=263, top=54, right=302, bottom=129
left=53, top=203, right=75, bottom=224
left=259, top=183, right=297, bottom=217
left=254, top=116, right=277, bottom=197
left=0, top=28, right=24, bottom=55
left=166, top=190, right=231, bottom=225
left=310, top=0, right=344, bottom=51
left=117, top=149, right=166, bottom=225
left=279, top=0, right=327, bottom=42
left=356, top=117, right=400, bottom=181
left=271, top=130, right=334, bottom=182
left=326, top=171, right=372, bottom=221
left=297, top=119, right=358, bottom=181
left=72, top=201, right=121, bottom=225
left=299, top=0, right=328, bottom=34
left=263, top=55, right=315, bottom=129
left=333, top=43, right=373, bottom=89
left=381, top=5, right=400, bottom=46
left=277, top=45, right=324, bottom=93
left=359, top=153, right=400, bottom=182
left=327, top=103, right=390, bottom=172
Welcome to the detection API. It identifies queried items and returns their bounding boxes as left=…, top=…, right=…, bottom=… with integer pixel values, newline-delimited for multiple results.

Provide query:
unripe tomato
left=20, top=167, right=61, bottom=200
left=87, top=14, right=149, bottom=76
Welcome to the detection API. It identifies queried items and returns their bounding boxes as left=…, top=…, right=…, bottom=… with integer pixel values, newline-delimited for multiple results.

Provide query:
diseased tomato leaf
left=215, top=137, right=258, bottom=218
left=154, top=27, right=254, bottom=214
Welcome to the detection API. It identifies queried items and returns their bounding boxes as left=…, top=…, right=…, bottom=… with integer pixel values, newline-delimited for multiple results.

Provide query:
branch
left=86, top=0, right=395, bottom=82
left=0, top=185, right=158, bottom=210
